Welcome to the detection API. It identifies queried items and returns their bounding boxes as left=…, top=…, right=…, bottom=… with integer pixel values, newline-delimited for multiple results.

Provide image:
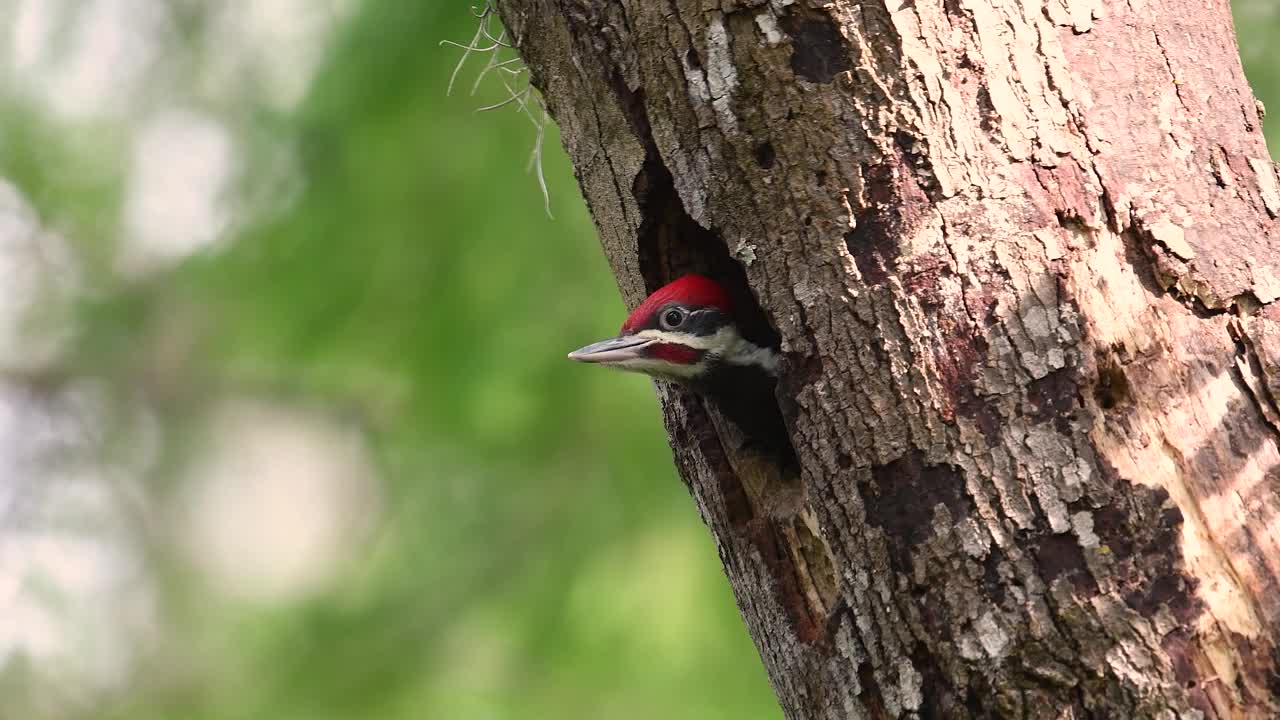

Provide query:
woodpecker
left=568, top=274, right=793, bottom=466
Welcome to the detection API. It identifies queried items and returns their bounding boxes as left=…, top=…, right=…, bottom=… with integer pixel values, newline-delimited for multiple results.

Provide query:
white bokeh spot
left=175, top=399, right=382, bottom=604
left=120, top=110, right=235, bottom=274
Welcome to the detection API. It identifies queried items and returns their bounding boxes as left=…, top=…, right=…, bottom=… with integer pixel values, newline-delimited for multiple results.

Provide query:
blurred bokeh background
left=0, top=2, right=1275, bottom=719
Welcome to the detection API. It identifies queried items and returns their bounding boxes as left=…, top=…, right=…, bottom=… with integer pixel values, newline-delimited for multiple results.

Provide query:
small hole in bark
left=815, top=170, right=828, bottom=186
left=1094, top=359, right=1130, bottom=410
left=836, top=452, right=852, bottom=469
left=685, top=48, right=701, bottom=69
left=754, top=142, right=776, bottom=169
left=803, top=215, right=812, bottom=226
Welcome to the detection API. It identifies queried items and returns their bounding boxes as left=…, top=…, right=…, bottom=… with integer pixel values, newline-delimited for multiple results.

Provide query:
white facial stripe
left=727, top=341, right=781, bottom=375
left=613, top=357, right=709, bottom=379
left=631, top=327, right=780, bottom=376
left=632, top=326, right=748, bottom=352
left=632, top=328, right=723, bottom=350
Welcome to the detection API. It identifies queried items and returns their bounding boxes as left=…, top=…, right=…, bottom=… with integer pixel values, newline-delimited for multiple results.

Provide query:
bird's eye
left=660, top=308, right=686, bottom=329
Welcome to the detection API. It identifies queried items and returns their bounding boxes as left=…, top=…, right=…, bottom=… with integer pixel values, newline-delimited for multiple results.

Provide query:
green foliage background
left=1, top=2, right=1277, bottom=719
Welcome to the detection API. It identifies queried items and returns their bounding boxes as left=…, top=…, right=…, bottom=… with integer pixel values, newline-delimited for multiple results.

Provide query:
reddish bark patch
left=1161, top=630, right=1227, bottom=718
left=844, top=141, right=935, bottom=287
left=932, top=303, right=987, bottom=423
left=1031, top=161, right=1100, bottom=227
left=1161, top=629, right=1198, bottom=686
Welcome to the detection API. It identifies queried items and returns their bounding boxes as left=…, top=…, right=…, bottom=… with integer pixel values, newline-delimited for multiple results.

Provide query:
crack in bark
left=1150, top=26, right=1193, bottom=116
left=1228, top=317, right=1280, bottom=442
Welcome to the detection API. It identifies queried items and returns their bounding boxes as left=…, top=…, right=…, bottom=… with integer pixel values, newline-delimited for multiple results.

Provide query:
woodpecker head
left=568, top=274, right=779, bottom=382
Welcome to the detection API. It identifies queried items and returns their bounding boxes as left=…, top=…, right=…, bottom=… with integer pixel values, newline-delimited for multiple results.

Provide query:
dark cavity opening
left=754, top=141, right=777, bottom=170
left=779, top=8, right=852, bottom=83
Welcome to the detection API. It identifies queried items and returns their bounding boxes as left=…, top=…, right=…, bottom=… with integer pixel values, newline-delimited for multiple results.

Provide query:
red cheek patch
left=647, top=343, right=702, bottom=365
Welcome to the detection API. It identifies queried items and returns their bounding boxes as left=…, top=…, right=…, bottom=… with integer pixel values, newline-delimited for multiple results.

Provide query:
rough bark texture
left=497, top=0, right=1280, bottom=716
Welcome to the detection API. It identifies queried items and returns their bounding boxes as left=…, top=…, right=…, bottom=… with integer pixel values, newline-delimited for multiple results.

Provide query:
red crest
left=621, top=274, right=731, bottom=333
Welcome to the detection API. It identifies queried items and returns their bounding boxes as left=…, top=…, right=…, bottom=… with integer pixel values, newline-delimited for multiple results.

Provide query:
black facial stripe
left=684, top=307, right=729, bottom=336
left=630, top=304, right=729, bottom=335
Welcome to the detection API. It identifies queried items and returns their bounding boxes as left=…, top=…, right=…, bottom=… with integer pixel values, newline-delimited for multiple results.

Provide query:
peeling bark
left=497, top=0, right=1280, bottom=716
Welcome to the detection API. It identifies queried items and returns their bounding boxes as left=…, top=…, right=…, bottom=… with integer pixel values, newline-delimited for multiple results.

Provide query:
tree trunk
left=497, top=0, right=1280, bottom=716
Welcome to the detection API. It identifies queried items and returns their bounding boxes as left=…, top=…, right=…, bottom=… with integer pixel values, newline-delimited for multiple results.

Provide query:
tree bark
left=497, top=0, right=1280, bottom=716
